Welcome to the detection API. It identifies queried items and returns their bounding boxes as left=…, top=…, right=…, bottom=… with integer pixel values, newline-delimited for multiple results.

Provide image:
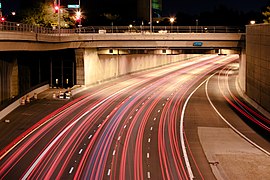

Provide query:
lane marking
left=206, top=73, right=270, bottom=156
left=69, top=167, right=74, bottom=174
left=88, top=134, right=92, bottom=139
left=147, top=153, right=150, bottom=158
left=79, top=149, right=83, bottom=154
left=107, top=169, right=111, bottom=176
left=148, top=138, right=151, bottom=143
left=180, top=78, right=208, bottom=180
left=147, top=172, right=151, bottom=179
left=112, top=150, right=116, bottom=156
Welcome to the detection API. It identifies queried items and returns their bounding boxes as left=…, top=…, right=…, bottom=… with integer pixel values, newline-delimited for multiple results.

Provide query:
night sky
left=163, top=0, right=269, bottom=16
left=3, top=0, right=269, bottom=15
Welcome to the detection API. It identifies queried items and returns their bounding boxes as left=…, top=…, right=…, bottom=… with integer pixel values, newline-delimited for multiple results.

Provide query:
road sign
left=0, top=3, right=2, bottom=9
left=193, top=42, right=203, bottom=46
left=68, top=4, right=80, bottom=9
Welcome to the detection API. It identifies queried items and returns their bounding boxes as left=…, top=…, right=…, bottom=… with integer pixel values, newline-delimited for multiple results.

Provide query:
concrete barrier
left=0, top=84, right=50, bottom=121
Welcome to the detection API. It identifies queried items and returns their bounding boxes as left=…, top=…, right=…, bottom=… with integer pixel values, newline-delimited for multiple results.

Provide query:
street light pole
left=58, top=0, right=60, bottom=36
left=196, top=19, right=198, bottom=33
left=150, top=0, right=152, bottom=33
left=79, top=0, right=81, bottom=27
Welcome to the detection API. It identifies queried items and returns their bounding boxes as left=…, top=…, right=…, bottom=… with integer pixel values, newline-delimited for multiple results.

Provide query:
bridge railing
left=77, top=25, right=244, bottom=33
left=0, top=21, right=244, bottom=35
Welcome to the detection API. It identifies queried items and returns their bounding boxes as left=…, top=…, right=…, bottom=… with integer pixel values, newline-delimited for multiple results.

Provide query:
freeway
left=0, top=55, right=269, bottom=179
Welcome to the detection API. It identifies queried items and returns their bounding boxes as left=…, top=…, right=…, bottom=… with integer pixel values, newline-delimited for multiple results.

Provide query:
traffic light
left=54, top=5, right=59, bottom=13
left=75, top=11, right=81, bottom=22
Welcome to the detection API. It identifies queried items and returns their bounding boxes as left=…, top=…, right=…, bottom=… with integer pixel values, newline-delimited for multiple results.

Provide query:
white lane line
left=107, top=169, right=111, bottom=176
left=136, top=109, right=139, bottom=112
left=98, top=124, right=101, bottom=128
left=206, top=74, right=270, bottom=156
left=112, top=150, right=116, bottom=156
left=148, top=138, right=151, bottom=143
left=88, top=134, right=92, bottom=139
left=118, top=136, right=121, bottom=141
left=147, top=172, right=151, bottom=179
left=69, top=167, right=74, bottom=174
left=150, top=127, right=153, bottom=131
left=153, top=118, right=156, bottom=121
left=180, top=79, right=208, bottom=180
left=79, top=149, right=83, bottom=154
left=130, top=116, right=133, bottom=119
left=147, top=153, right=150, bottom=158
left=123, top=125, right=127, bottom=129
left=158, top=110, right=160, bottom=113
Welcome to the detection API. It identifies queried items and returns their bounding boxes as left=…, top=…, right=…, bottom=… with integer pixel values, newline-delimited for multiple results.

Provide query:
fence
left=0, top=21, right=244, bottom=35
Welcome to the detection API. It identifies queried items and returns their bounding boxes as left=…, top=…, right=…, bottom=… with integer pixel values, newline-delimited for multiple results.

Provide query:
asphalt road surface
left=0, top=55, right=269, bottom=179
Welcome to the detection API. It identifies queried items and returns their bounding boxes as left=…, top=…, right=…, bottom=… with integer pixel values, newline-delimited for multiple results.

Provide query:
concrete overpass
left=0, top=31, right=245, bottom=51
left=0, top=23, right=246, bottom=112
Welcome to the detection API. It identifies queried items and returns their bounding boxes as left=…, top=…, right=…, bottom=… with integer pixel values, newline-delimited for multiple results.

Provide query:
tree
left=262, top=6, right=270, bottom=23
left=21, top=1, right=75, bottom=28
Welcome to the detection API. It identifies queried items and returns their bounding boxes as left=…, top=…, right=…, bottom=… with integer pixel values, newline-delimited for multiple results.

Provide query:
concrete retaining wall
left=82, top=48, right=199, bottom=85
left=246, top=24, right=270, bottom=112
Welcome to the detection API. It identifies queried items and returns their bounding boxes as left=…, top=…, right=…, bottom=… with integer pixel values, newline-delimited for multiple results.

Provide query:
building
left=137, top=0, right=162, bottom=21
left=85, top=0, right=162, bottom=25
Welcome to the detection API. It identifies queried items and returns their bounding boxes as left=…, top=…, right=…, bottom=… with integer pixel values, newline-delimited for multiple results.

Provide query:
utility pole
left=58, top=0, right=61, bottom=36
left=150, top=0, right=152, bottom=33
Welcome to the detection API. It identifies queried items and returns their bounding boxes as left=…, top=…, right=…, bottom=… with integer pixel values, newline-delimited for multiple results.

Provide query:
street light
left=250, top=20, right=256, bottom=25
left=170, top=17, right=175, bottom=33
left=129, top=24, right=132, bottom=33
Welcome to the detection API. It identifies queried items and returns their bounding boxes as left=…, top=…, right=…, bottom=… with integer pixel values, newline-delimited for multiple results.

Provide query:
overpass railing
left=0, top=21, right=244, bottom=35
left=78, top=25, right=244, bottom=33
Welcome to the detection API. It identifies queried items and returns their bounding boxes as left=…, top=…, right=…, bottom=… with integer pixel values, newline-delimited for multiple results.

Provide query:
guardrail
left=0, top=21, right=244, bottom=35
left=78, top=25, right=245, bottom=34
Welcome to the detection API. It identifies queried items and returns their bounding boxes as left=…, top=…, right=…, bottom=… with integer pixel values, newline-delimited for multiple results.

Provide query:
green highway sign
left=68, top=4, right=80, bottom=9
left=0, top=3, right=2, bottom=9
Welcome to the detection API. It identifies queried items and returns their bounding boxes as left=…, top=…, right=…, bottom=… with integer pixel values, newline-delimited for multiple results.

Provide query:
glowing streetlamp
left=250, top=20, right=256, bottom=25
left=129, top=24, right=132, bottom=33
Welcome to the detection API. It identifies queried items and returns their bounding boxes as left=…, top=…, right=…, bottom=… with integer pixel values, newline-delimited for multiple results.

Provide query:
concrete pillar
left=10, top=58, right=19, bottom=98
left=75, top=48, right=85, bottom=85
left=238, top=48, right=246, bottom=92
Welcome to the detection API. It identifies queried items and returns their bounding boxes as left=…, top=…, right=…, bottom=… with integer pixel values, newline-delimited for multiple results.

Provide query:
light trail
left=0, top=55, right=245, bottom=180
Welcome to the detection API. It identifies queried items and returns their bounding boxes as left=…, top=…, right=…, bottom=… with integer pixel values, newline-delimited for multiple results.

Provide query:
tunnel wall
left=246, top=24, right=270, bottom=112
left=81, top=49, right=200, bottom=85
